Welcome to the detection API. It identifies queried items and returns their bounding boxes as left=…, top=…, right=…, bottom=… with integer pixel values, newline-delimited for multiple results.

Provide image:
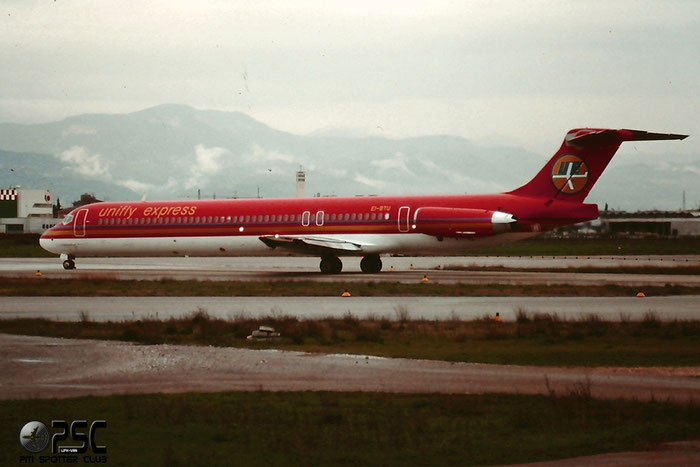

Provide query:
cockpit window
left=62, top=213, right=74, bottom=225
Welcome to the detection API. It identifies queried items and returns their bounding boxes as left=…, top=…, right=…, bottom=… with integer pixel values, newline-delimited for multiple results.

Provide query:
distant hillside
left=0, top=104, right=697, bottom=210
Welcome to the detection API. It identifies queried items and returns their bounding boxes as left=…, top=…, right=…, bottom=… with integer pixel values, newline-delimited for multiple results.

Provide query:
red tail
left=508, top=129, right=688, bottom=203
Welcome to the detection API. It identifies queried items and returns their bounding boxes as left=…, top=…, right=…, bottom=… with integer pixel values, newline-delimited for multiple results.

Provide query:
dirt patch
left=1, top=333, right=698, bottom=403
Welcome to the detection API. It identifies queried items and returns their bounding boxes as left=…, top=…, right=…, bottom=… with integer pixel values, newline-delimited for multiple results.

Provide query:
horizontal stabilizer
left=565, top=129, right=688, bottom=148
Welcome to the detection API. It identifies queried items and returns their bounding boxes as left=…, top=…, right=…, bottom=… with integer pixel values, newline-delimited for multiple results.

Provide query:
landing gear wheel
left=320, top=256, right=343, bottom=274
left=62, top=259, right=76, bottom=270
left=360, top=254, right=382, bottom=273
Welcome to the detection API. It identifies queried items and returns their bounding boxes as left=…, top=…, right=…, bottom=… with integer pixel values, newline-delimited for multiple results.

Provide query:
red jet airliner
left=40, top=128, right=687, bottom=273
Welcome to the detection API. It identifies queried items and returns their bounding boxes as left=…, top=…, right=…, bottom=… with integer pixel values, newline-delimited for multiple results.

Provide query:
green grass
left=1, top=392, right=698, bottom=466
left=1, top=311, right=698, bottom=367
left=2, top=277, right=699, bottom=297
left=0, top=234, right=54, bottom=257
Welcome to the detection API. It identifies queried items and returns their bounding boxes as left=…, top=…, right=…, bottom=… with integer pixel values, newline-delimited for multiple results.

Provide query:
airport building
left=552, top=211, right=700, bottom=238
left=600, top=212, right=700, bottom=237
left=0, top=188, right=59, bottom=234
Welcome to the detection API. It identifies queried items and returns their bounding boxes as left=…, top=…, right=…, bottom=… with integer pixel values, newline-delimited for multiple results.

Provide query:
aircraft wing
left=259, top=235, right=365, bottom=255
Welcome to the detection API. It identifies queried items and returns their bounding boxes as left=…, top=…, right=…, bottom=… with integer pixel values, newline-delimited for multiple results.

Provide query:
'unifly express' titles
left=98, top=205, right=198, bottom=220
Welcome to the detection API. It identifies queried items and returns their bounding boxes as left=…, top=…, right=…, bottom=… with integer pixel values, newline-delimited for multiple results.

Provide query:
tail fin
left=508, top=128, right=688, bottom=202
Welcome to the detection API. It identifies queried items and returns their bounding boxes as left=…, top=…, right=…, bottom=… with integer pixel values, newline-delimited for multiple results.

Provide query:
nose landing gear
left=62, top=256, right=76, bottom=270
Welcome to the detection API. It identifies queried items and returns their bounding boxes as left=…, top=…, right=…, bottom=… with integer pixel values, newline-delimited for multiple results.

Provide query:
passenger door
left=74, top=209, right=89, bottom=237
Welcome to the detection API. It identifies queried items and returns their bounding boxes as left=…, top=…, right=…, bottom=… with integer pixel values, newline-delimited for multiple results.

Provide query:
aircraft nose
left=39, top=227, right=57, bottom=253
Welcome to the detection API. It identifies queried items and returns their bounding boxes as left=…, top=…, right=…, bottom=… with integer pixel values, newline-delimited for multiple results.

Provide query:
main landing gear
left=319, top=256, right=343, bottom=274
left=360, top=254, right=382, bottom=274
left=318, top=254, right=383, bottom=274
left=62, top=255, right=76, bottom=270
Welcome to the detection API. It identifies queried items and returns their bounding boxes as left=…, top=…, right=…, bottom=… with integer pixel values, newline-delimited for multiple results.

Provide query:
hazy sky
left=2, top=0, right=698, bottom=154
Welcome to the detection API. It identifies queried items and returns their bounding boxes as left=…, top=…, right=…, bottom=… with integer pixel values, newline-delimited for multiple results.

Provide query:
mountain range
left=0, top=104, right=697, bottom=211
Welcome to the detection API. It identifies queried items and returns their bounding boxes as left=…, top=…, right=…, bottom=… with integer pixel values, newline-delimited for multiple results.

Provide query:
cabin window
left=351, top=213, right=357, bottom=221
left=384, top=213, right=390, bottom=220
left=264, top=215, right=269, bottom=222
left=98, top=219, right=103, bottom=225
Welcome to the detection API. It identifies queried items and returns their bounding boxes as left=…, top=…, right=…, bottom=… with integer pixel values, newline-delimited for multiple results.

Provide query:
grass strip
left=2, top=278, right=699, bottom=297
left=2, top=311, right=698, bottom=367
left=2, top=391, right=699, bottom=466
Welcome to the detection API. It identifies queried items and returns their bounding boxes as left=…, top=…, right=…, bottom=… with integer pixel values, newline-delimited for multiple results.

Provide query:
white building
left=0, top=188, right=59, bottom=234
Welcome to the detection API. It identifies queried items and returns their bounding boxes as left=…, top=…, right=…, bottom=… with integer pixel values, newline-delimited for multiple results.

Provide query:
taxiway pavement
left=2, top=295, right=699, bottom=322
left=1, top=256, right=699, bottom=286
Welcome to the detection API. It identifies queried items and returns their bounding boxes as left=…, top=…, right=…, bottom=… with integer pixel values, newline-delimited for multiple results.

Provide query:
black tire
left=360, top=255, right=382, bottom=273
left=62, top=259, right=75, bottom=270
left=320, top=256, right=343, bottom=274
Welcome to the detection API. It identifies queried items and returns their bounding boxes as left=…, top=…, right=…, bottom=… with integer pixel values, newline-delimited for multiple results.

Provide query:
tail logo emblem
left=551, top=154, right=588, bottom=194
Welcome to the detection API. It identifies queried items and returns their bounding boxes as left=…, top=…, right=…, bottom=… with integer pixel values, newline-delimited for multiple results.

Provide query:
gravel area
left=2, top=333, right=698, bottom=402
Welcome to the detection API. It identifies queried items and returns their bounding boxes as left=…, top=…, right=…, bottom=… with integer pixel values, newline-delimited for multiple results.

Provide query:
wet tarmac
left=2, top=295, right=699, bottom=322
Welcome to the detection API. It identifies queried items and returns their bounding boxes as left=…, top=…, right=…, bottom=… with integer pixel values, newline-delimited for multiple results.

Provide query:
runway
left=2, top=295, right=699, bottom=322
left=1, top=255, right=699, bottom=286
